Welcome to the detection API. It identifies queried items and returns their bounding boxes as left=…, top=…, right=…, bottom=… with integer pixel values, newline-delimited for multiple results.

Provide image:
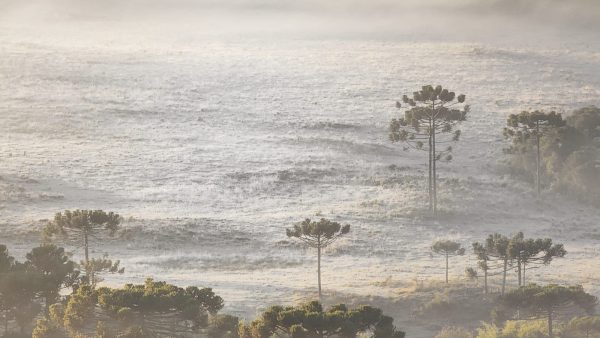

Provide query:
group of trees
left=0, top=244, right=78, bottom=336
left=30, top=278, right=226, bottom=338
left=429, top=233, right=565, bottom=296
left=1, top=211, right=405, bottom=337
left=472, top=232, right=565, bottom=296
left=504, top=106, right=600, bottom=203
left=390, top=85, right=599, bottom=214
left=238, top=301, right=405, bottom=338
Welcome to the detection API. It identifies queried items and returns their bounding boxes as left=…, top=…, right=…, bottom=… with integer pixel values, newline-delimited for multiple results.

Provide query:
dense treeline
left=504, top=106, right=600, bottom=204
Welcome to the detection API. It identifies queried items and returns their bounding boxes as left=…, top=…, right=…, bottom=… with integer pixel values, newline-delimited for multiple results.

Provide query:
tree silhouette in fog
left=504, top=110, right=566, bottom=197
left=431, top=240, right=465, bottom=284
left=507, top=232, right=565, bottom=286
left=390, top=85, right=469, bottom=216
left=44, top=210, right=123, bottom=285
left=472, top=242, right=491, bottom=294
left=286, top=218, right=350, bottom=302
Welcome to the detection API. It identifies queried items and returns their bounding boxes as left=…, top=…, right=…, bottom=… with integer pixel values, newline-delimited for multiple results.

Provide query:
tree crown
left=432, top=240, right=465, bottom=256
left=286, top=218, right=350, bottom=248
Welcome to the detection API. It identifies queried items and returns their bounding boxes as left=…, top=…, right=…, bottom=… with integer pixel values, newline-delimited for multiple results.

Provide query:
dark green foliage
left=0, top=248, right=42, bottom=336
left=238, top=301, right=405, bottom=338
left=25, top=245, right=77, bottom=311
left=431, top=240, right=465, bottom=283
left=390, top=85, right=470, bottom=216
left=44, top=209, right=123, bottom=285
left=507, top=232, right=566, bottom=286
left=286, top=218, right=351, bottom=301
left=286, top=219, right=351, bottom=247
left=504, top=110, right=566, bottom=196
left=502, top=284, right=598, bottom=338
left=207, top=314, right=240, bottom=338
left=97, top=278, right=224, bottom=335
left=504, top=106, right=600, bottom=203
left=63, top=285, right=97, bottom=333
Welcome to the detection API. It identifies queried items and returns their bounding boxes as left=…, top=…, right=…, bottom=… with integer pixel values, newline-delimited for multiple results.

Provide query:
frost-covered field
left=1, top=19, right=600, bottom=336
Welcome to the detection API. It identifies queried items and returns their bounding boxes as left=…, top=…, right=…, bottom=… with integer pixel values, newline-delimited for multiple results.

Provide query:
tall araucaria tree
left=502, top=284, right=597, bottom=338
left=472, top=242, right=491, bottom=294
left=44, top=210, right=123, bottom=285
left=286, top=218, right=350, bottom=302
left=508, top=232, right=566, bottom=286
left=390, top=85, right=469, bottom=216
left=504, top=110, right=566, bottom=196
left=431, top=240, right=465, bottom=284
left=485, top=233, right=511, bottom=296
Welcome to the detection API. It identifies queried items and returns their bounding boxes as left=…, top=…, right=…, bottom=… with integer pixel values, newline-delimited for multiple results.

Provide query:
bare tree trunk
left=84, top=230, right=91, bottom=284
left=432, top=117, right=437, bottom=217
left=317, top=237, right=322, bottom=303
left=484, top=269, right=488, bottom=294
left=428, top=118, right=433, bottom=214
left=501, top=258, right=507, bottom=296
left=517, top=257, right=522, bottom=287
left=522, top=262, right=526, bottom=285
left=536, top=121, right=541, bottom=197
left=445, top=252, right=449, bottom=284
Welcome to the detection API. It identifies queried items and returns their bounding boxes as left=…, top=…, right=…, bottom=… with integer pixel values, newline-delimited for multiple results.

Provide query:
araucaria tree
left=485, top=233, right=511, bottom=296
left=286, top=218, right=350, bottom=302
left=508, top=232, right=566, bottom=286
left=502, top=284, right=597, bottom=338
left=431, top=240, right=465, bottom=284
left=44, top=210, right=122, bottom=284
left=472, top=242, right=491, bottom=294
left=389, top=85, right=469, bottom=216
left=25, top=245, right=77, bottom=312
left=504, top=110, right=566, bottom=196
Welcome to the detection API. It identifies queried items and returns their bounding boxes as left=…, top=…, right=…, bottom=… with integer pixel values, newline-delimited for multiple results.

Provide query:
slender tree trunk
left=536, top=121, right=541, bottom=197
left=317, top=236, right=322, bottom=303
left=428, top=118, right=433, bottom=214
left=432, top=116, right=438, bottom=217
left=548, top=310, right=553, bottom=338
left=522, top=262, right=526, bottom=285
left=84, top=231, right=89, bottom=264
left=517, top=257, right=522, bottom=286
left=501, top=258, right=507, bottom=296
left=484, top=268, right=488, bottom=294
left=84, top=230, right=91, bottom=284
left=445, top=252, right=449, bottom=284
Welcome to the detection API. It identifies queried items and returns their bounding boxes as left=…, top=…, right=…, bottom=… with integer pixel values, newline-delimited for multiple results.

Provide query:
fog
left=1, top=0, right=599, bottom=44
left=1, top=0, right=599, bottom=337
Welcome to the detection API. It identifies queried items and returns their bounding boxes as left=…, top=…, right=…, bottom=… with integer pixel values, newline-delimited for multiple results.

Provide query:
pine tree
left=390, top=85, right=469, bottom=216
left=286, top=218, right=350, bottom=302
